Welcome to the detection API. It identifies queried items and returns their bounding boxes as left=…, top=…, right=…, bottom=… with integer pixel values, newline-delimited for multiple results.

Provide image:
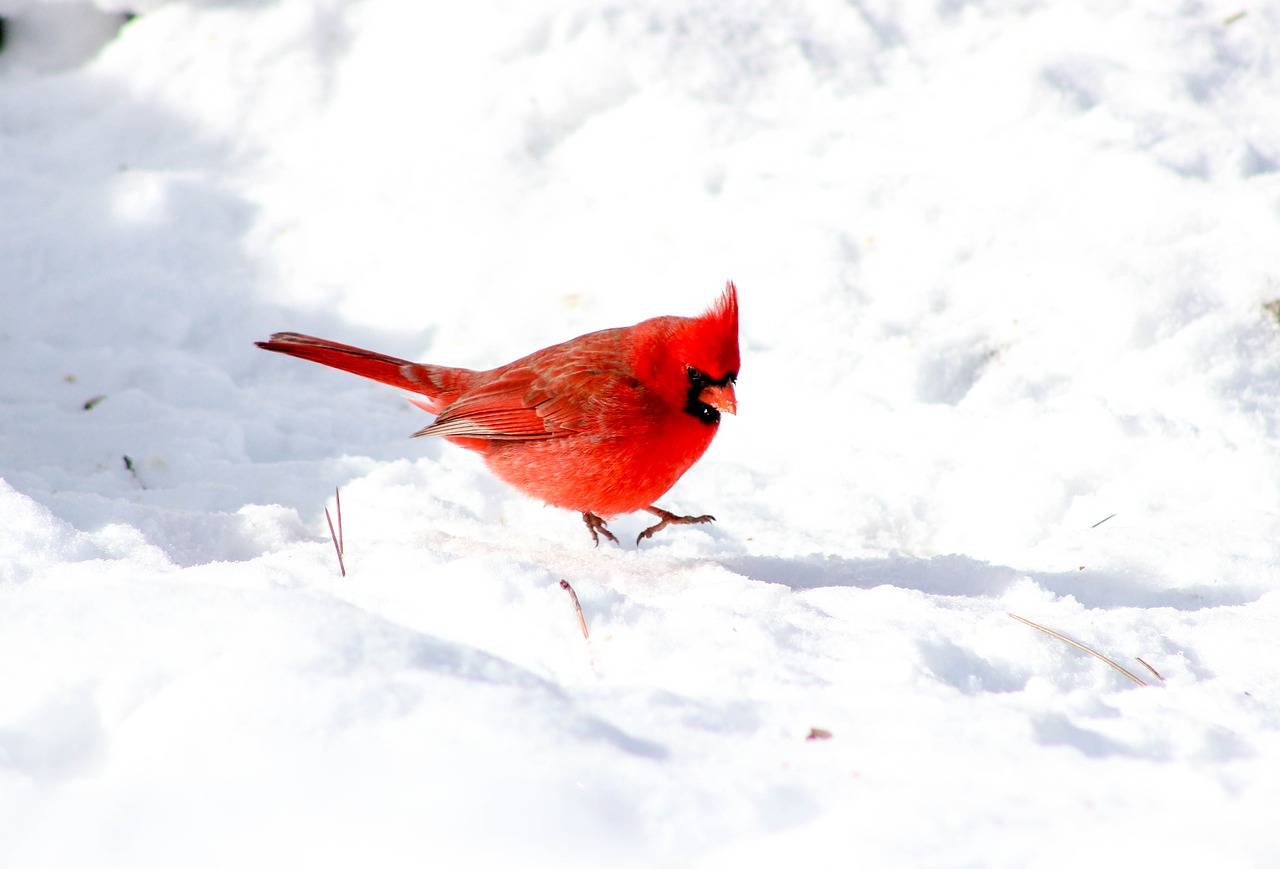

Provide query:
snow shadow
left=722, top=552, right=1257, bottom=611
left=338, top=601, right=675, bottom=762
left=0, top=70, right=279, bottom=555
left=0, top=51, right=361, bottom=544
left=0, top=684, right=107, bottom=783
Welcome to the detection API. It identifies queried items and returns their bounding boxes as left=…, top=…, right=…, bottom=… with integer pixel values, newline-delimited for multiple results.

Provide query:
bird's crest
left=690, top=280, right=740, bottom=379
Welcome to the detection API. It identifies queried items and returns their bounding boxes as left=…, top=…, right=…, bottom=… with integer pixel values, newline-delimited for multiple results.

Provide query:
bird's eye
left=686, top=365, right=704, bottom=382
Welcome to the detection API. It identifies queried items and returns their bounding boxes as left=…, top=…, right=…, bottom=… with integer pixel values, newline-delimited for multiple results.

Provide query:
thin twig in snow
left=1135, top=656, right=1166, bottom=683
left=1008, top=612, right=1149, bottom=686
left=334, top=486, right=344, bottom=556
left=325, top=489, right=346, bottom=578
left=560, top=579, right=588, bottom=640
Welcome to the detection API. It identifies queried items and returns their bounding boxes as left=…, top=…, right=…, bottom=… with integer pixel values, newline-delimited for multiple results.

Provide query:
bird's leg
left=636, top=506, right=715, bottom=545
left=582, top=512, right=618, bottom=547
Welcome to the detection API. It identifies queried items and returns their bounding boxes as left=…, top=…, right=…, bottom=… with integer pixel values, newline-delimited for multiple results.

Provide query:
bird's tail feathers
left=255, top=332, right=472, bottom=410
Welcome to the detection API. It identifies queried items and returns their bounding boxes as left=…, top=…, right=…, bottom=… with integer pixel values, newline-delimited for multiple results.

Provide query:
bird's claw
left=582, top=512, right=619, bottom=547
left=583, top=508, right=715, bottom=547
left=636, top=507, right=715, bottom=545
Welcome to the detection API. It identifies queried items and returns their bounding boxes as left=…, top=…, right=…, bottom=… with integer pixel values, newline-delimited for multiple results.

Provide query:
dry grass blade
left=334, top=487, right=344, bottom=556
left=559, top=579, right=589, bottom=640
left=1008, top=612, right=1148, bottom=686
left=325, top=504, right=346, bottom=578
left=1135, top=656, right=1165, bottom=683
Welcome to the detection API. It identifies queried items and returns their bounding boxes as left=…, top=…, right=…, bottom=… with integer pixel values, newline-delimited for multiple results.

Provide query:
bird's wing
left=412, top=359, right=646, bottom=441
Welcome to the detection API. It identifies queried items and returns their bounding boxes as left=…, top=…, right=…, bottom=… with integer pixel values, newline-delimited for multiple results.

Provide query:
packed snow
left=3, top=0, right=1280, bottom=865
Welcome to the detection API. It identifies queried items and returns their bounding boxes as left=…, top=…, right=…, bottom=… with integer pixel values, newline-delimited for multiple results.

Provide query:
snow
left=3, top=0, right=1280, bottom=865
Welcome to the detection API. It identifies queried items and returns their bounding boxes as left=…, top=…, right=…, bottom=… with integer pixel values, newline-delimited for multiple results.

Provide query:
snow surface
left=3, top=0, right=1280, bottom=865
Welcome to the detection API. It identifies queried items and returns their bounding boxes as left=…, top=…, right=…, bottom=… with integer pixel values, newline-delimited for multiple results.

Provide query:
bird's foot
left=582, top=512, right=619, bottom=547
left=636, top=506, right=715, bottom=545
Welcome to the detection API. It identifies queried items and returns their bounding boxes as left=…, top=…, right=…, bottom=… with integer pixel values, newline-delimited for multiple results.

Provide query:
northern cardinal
left=256, top=282, right=739, bottom=545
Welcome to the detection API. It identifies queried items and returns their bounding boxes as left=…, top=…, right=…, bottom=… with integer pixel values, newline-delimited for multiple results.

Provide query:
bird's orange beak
left=699, top=383, right=737, bottom=415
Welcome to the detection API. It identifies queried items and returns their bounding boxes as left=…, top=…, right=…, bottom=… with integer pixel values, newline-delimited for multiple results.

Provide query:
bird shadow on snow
left=720, top=552, right=1256, bottom=612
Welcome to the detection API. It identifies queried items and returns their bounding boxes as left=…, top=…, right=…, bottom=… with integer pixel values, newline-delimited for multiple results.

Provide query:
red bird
left=256, top=282, right=739, bottom=545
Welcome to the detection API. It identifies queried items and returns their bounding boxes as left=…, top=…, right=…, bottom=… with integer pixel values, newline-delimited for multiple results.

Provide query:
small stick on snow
left=1135, top=656, right=1166, bottom=683
left=560, top=579, right=588, bottom=640
left=1091, top=513, right=1117, bottom=528
left=334, top=486, right=344, bottom=556
left=1008, top=612, right=1149, bottom=687
left=325, top=494, right=346, bottom=578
